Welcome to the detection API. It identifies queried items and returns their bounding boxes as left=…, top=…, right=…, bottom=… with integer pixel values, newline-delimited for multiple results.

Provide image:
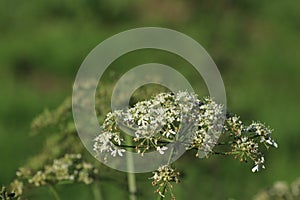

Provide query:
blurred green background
left=0, top=0, right=299, bottom=199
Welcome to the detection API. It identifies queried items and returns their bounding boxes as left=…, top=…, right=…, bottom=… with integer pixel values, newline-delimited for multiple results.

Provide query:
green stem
left=92, top=181, right=104, bottom=200
left=125, top=136, right=137, bottom=200
left=48, top=185, right=61, bottom=200
left=167, top=145, right=175, bottom=165
left=157, top=183, right=167, bottom=200
left=127, top=172, right=137, bottom=200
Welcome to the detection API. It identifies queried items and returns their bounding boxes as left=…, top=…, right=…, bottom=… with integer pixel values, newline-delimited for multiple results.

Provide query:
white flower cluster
left=246, top=122, right=278, bottom=148
left=93, top=129, right=125, bottom=160
left=188, top=97, right=225, bottom=157
left=150, top=165, right=180, bottom=199
left=93, top=91, right=278, bottom=174
left=225, top=116, right=278, bottom=172
left=91, top=91, right=279, bottom=200
left=224, top=115, right=244, bottom=135
left=93, top=91, right=224, bottom=159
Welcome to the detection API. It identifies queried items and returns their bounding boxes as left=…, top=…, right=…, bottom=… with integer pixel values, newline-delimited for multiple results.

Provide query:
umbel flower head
left=93, top=91, right=278, bottom=199
left=93, top=91, right=277, bottom=172
left=151, top=165, right=180, bottom=199
left=93, top=91, right=225, bottom=159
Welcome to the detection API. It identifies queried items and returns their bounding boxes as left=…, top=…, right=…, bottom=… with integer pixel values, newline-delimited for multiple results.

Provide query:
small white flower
left=110, top=148, right=126, bottom=157
left=252, top=165, right=259, bottom=173
left=163, top=129, right=176, bottom=138
left=252, top=157, right=265, bottom=173
left=156, top=146, right=168, bottom=154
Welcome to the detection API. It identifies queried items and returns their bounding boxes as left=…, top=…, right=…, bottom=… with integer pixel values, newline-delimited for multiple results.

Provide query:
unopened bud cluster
left=9, top=154, right=98, bottom=198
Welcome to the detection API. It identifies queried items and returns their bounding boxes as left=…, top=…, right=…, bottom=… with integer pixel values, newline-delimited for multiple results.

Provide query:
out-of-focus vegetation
left=0, top=0, right=299, bottom=199
left=253, top=177, right=300, bottom=200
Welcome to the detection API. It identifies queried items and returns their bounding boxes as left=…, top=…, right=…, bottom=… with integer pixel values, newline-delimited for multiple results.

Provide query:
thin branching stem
left=48, top=185, right=61, bottom=200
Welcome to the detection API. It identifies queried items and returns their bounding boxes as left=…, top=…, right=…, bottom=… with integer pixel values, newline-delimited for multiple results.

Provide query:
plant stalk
left=126, top=136, right=137, bottom=200
left=48, top=185, right=61, bottom=200
left=157, top=183, right=167, bottom=200
left=92, top=181, right=104, bottom=200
